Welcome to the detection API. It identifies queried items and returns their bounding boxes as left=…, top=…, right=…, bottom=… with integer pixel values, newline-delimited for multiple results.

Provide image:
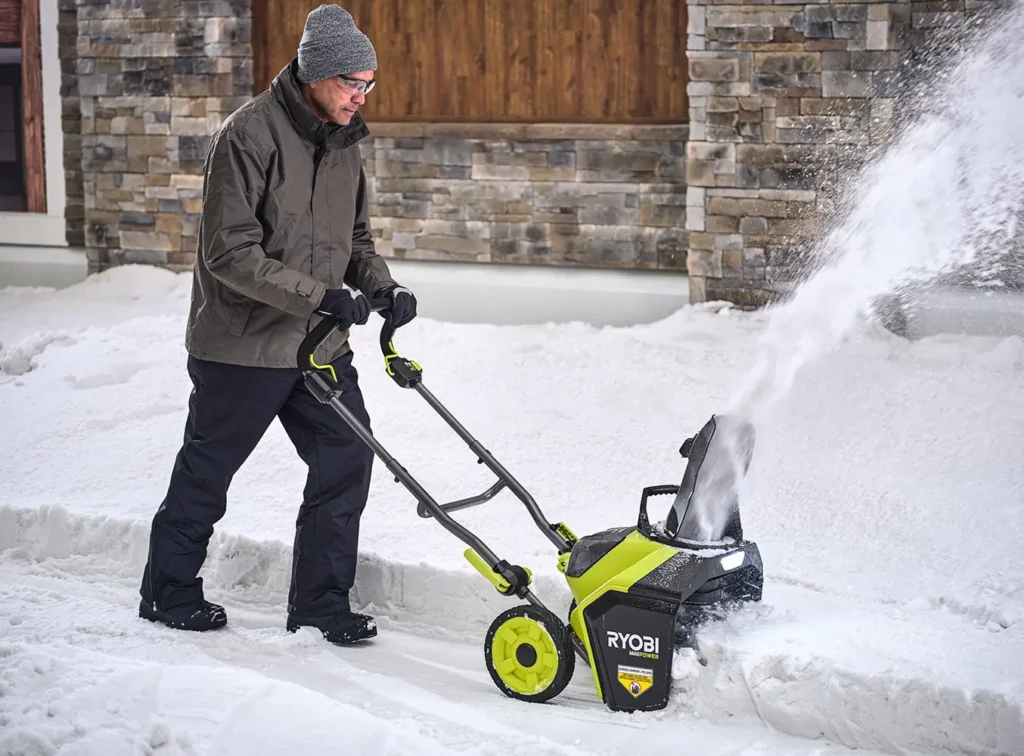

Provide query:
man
left=138, top=4, right=416, bottom=646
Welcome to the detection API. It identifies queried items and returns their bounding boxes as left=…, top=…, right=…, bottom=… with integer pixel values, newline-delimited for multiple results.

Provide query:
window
left=0, top=48, right=26, bottom=211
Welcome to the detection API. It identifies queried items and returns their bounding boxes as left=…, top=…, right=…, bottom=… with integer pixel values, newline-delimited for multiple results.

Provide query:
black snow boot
left=287, top=612, right=377, bottom=645
left=139, top=599, right=227, bottom=632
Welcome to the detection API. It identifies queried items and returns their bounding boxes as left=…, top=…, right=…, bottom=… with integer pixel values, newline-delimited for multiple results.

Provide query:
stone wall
left=60, top=0, right=1008, bottom=303
left=71, top=0, right=252, bottom=272
left=61, top=0, right=688, bottom=276
left=360, top=124, right=688, bottom=270
left=684, top=0, right=1009, bottom=306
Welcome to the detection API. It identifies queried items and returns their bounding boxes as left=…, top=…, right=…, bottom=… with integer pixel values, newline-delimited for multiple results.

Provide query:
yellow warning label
left=617, top=665, right=653, bottom=698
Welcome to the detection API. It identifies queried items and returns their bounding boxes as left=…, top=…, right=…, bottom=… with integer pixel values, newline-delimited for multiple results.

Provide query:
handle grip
left=379, top=320, right=396, bottom=362
left=296, top=296, right=391, bottom=371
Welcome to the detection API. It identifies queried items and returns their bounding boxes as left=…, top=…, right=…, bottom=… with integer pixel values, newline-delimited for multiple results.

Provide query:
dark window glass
left=0, top=49, right=26, bottom=212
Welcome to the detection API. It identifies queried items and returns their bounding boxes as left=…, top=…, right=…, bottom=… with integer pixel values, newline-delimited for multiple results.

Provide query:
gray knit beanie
left=296, top=4, right=377, bottom=83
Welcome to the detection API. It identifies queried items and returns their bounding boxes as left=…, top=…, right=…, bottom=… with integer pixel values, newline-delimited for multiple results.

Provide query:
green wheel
left=484, top=604, right=575, bottom=703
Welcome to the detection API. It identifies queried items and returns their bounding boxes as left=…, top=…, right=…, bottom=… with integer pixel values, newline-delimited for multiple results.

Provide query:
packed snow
left=1, top=264, right=1022, bottom=755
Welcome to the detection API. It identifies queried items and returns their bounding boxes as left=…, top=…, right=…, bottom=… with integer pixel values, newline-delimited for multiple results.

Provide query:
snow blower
left=298, top=306, right=764, bottom=713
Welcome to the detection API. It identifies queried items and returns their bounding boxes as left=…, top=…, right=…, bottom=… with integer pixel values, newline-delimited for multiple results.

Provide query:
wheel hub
left=515, top=642, right=538, bottom=667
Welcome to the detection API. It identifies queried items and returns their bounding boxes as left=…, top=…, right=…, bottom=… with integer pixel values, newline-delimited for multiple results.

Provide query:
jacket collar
left=270, top=59, right=370, bottom=150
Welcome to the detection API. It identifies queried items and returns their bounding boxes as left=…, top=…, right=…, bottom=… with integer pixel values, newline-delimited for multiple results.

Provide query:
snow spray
left=675, top=3, right=1024, bottom=542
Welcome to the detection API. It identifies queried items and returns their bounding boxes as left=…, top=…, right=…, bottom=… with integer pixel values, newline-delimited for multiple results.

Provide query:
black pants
left=140, top=351, right=374, bottom=619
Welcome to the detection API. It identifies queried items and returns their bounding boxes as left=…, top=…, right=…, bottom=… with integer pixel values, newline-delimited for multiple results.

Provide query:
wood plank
left=250, top=0, right=267, bottom=93
left=506, top=1, right=534, bottom=120
left=602, top=0, right=618, bottom=119
left=456, top=0, right=482, bottom=119
left=637, top=0, right=655, bottom=119
left=674, top=2, right=689, bottom=121
left=252, top=0, right=689, bottom=123
left=534, top=0, right=551, bottom=120
left=655, top=0, right=676, bottom=123
left=422, top=0, right=439, bottom=118
left=482, top=0, right=507, bottom=120
left=0, top=0, right=19, bottom=45
left=589, top=0, right=603, bottom=119
left=21, top=0, right=45, bottom=213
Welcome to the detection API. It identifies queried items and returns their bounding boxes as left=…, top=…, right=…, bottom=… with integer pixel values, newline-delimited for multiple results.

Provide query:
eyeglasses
left=338, top=74, right=375, bottom=94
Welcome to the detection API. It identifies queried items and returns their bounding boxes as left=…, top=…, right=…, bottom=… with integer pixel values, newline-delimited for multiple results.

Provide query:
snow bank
left=3, top=502, right=1022, bottom=756
left=2, top=544, right=884, bottom=756
left=0, top=503, right=570, bottom=640
left=668, top=593, right=1024, bottom=756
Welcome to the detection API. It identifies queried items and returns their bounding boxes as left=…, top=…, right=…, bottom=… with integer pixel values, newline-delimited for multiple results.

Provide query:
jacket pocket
left=226, top=300, right=254, bottom=337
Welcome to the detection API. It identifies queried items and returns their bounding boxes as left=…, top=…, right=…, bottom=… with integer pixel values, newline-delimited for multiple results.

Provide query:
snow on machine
left=298, top=305, right=764, bottom=713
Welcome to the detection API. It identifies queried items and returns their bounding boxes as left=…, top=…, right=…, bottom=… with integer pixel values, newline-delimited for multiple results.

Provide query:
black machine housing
left=565, top=415, right=765, bottom=713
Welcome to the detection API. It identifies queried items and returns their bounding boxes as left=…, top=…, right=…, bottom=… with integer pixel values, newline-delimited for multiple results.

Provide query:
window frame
left=20, top=0, right=45, bottom=213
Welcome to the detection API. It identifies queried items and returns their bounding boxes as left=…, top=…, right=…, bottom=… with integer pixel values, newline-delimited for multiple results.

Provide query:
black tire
left=484, top=604, right=575, bottom=704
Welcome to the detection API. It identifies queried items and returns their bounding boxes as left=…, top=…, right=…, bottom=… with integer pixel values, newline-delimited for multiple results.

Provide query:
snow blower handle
left=379, top=317, right=424, bottom=389
left=296, top=296, right=393, bottom=374
left=297, top=301, right=575, bottom=600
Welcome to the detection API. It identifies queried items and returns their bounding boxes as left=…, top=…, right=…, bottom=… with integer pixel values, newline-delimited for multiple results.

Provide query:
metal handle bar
left=296, top=296, right=392, bottom=372
left=296, top=303, right=575, bottom=598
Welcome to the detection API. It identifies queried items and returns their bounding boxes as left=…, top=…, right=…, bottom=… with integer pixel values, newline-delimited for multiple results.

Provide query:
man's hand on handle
left=315, top=283, right=417, bottom=331
left=378, top=285, right=417, bottom=328
left=316, top=288, right=371, bottom=330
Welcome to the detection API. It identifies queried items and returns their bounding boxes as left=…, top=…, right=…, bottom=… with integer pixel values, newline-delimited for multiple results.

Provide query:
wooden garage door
left=251, top=0, right=689, bottom=124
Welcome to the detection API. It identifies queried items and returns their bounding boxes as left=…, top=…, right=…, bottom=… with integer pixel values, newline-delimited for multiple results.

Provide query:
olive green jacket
left=184, top=59, right=396, bottom=368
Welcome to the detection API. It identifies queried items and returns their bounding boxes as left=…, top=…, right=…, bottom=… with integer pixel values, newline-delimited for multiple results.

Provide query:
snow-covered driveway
left=2, top=267, right=1022, bottom=755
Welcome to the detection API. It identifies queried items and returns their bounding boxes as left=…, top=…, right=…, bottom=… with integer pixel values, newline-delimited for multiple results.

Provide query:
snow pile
left=667, top=586, right=1024, bottom=756
left=2, top=264, right=1023, bottom=755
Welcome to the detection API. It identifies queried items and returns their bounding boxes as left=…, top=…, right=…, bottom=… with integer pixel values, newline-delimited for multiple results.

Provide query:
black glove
left=378, top=284, right=417, bottom=328
left=316, top=288, right=371, bottom=330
